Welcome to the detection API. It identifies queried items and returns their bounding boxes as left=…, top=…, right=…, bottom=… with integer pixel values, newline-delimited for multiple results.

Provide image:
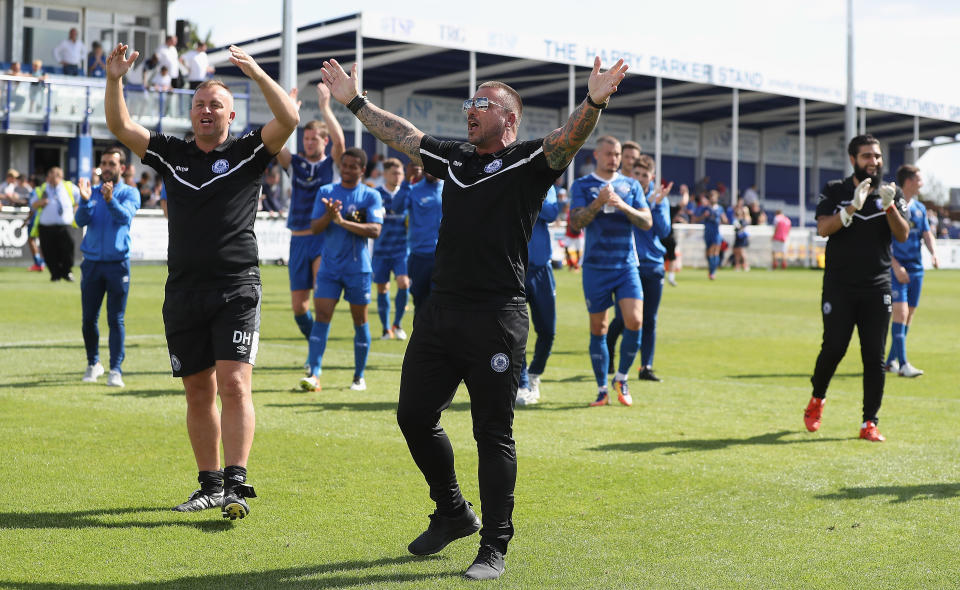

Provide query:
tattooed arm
left=543, top=57, right=628, bottom=171
left=319, top=59, right=423, bottom=166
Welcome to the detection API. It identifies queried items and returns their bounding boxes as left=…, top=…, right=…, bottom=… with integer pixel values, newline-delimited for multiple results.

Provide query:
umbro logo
left=175, top=165, right=189, bottom=172
left=452, top=161, right=463, bottom=167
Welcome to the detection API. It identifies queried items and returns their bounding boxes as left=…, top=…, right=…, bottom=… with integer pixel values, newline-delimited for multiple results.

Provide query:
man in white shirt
left=181, top=42, right=215, bottom=90
left=154, top=36, right=182, bottom=89
left=30, top=167, right=79, bottom=281
left=53, top=28, right=85, bottom=75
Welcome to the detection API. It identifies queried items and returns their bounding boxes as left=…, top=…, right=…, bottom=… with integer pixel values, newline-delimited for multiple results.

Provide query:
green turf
left=1, top=264, right=958, bottom=589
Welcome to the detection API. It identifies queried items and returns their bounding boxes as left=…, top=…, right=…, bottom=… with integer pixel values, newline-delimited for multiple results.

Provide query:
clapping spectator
left=87, top=41, right=107, bottom=78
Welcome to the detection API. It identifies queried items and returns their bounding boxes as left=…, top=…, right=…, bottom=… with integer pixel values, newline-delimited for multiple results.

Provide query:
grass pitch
left=1, top=263, right=958, bottom=589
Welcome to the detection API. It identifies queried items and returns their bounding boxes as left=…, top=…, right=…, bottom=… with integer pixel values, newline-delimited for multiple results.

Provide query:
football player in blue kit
left=276, top=83, right=345, bottom=357
left=885, top=164, right=938, bottom=377
left=515, top=185, right=559, bottom=406
left=405, top=173, right=444, bottom=314
left=569, top=135, right=652, bottom=407
left=372, top=158, right=412, bottom=340
left=692, top=190, right=726, bottom=279
left=300, top=147, right=384, bottom=392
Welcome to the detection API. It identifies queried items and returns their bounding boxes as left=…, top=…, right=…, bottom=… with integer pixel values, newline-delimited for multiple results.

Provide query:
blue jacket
left=75, top=182, right=140, bottom=261
left=634, top=190, right=671, bottom=271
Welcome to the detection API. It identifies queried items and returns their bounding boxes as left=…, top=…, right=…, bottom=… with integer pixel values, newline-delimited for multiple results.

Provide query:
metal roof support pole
left=354, top=23, right=363, bottom=149
left=758, top=132, right=766, bottom=204
left=845, top=0, right=856, bottom=175
left=799, top=98, right=806, bottom=227
left=469, top=51, right=476, bottom=98
left=912, top=116, right=919, bottom=163
left=280, top=0, right=297, bottom=154
left=566, top=64, right=575, bottom=189
left=655, top=77, right=662, bottom=186
left=731, top=88, right=739, bottom=208
left=859, top=108, right=866, bottom=135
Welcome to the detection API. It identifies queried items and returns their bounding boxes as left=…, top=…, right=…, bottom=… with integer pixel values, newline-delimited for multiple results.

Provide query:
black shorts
left=162, top=284, right=262, bottom=377
left=662, top=233, right=677, bottom=261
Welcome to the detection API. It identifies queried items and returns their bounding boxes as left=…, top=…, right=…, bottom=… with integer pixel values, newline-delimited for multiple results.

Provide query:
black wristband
left=585, top=93, right=608, bottom=110
left=347, top=92, right=369, bottom=115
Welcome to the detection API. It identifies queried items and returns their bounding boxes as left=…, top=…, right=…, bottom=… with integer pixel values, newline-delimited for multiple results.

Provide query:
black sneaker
left=408, top=503, right=481, bottom=555
left=638, top=367, right=662, bottom=382
left=463, top=545, right=505, bottom=581
left=221, top=483, right=257, bottom=520
left=172, top=488, right=223, bottom=512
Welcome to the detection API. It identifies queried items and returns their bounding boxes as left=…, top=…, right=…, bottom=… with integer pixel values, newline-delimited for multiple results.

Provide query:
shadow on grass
left=815, top=483, right=960, bottom=504
left=0, top=506, right=238, bottom=532
left=728, top=372, right=860, bottom=379
left=264, top=401, right=472, bottom=413
left=0, top=555, right=452, bottom=589
left=589, top=430, right=848, bottom=454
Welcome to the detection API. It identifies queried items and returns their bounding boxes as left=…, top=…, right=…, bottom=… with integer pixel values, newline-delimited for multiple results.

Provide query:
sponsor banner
left=634, top=116, right=700, bottom=158
left=702, top=123, right=760, bottom=162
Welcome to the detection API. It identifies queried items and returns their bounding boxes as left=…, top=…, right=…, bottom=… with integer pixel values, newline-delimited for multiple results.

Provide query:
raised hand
left=77, top=177, right=91, bottom=201
left=654, top=181, right=674, bottom=204
left=852, top=178, right=872, bottom=210
left=587, top=57, right=629, bottom=105
left=320, top=59, right=360, bottom=105
left=228, top=45, right=266, bottom=81
left=106, top=44, right=139, bottom=82
left=317, top=82, right=331, bottom=108
left=102, top=181, right=114, bottom=202
left=288, top=87, right=302, bottom=111
left=878, top=182, right=897, bottom=210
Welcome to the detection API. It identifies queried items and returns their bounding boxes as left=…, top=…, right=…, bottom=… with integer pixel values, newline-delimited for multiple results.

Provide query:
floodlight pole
left=469, top=52, right=477, bottom=98
left=354, top=23, right=364, bottom=149
left=280, top=0, right=297, bottom=154
left=844, top=0, right=856, bottom=175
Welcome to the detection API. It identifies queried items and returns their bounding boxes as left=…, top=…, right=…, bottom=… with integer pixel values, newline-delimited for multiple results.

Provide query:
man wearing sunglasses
left=321, top=55, right=627, bottom=581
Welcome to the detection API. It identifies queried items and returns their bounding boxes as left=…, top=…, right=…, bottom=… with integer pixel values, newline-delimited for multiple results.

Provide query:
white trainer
left=515, top=387, right=538, bottom=406
left=898, top=362, right=924, bottom=378
left=299, top=375, right=321, bottom=392
left=350, top=377, right=367, bottom=391
left=106, top=369, right=125, bottom=387
left=82, top=362, right=104, bottom=383
left=528, top=374, right=542, bottom=398
left=885, top=359, right=900, bottom=373
left=393, top=328, right=408, bottom=341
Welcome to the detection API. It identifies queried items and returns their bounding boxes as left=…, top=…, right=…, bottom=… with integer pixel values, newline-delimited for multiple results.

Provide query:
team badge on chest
left=484, top=159, right=503, bottom=174
left=212, top=159, right=230, bottom=174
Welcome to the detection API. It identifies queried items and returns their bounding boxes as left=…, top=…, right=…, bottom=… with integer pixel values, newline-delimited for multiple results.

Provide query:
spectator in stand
left=743, top=183, right=760, bottom=208
left=88, top=41, right=107, bottom=78
left=54, top=28, right=85, bottom=75
left=28, top=60, right=48, bottom=113
left=154, top=35, right=182, bottom=88
left=748, top=200, right=767, bottom=225
left=771, top=209, right=791, bottom=269
left=181, top=42, right=215, bottom=90
left=1, top=169, right=28, bottom=206
left=150, top=65, right=173, bottom=92
left=259, top=165, right=283, bottom=217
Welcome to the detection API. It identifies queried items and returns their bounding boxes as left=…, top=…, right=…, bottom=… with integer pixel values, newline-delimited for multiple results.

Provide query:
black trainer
left=221, top=483, right=257, bottom=520
left=172, top=488, right=223, bottom=512
left=463, top=545, right=505, bottom=581
left=408, top=503, right=481, bottom=555
left=638, top=367, right=662, bottom=382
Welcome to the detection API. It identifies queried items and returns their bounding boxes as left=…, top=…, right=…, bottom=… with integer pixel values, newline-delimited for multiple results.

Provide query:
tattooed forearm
left=543, top=100, right=601, bottom=170
left=356, top=103, right=424, bottom=160
left=569, top=206, right=600, bottom=232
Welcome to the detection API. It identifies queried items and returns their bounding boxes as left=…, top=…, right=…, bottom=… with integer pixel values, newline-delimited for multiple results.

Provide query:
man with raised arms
left=321, top=54, right=627, bottom=580
left=276, top=84, right=345, bottom=364
left=104, top=43, right=299, bottom=520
